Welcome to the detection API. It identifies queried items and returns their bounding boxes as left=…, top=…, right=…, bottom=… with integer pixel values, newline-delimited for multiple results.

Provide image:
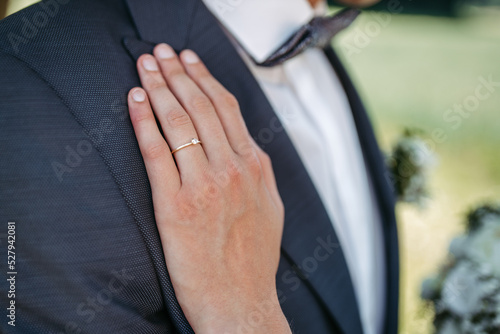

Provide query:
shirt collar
left=202, top=0, right=315, bottom=63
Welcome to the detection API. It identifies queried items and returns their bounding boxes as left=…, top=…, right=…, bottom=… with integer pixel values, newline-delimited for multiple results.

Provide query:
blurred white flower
left=449, top=236, right=467, bottom=259
left=405, top=137, right=435, bottom=168
left=465, top=219, right=500, bottom=277
left=387, top=131, right=437, bottom=205
left=438, top=318, right=461, bottom=334
left=461, top=317, right=487, bottom=334
left=423, top=204, right=500, bottom=333
left=441, top=261, right=485, bottom=317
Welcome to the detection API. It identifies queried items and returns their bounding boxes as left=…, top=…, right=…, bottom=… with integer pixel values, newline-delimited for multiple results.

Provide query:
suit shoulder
left=0, top=51, right=40, bottom=88
left=0, top=0, right=130, bottom=56
left=0, top=52, right=61, bottom=117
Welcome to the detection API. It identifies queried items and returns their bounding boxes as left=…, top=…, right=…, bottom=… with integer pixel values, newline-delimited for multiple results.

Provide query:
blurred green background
left=333, top=4, right=500, bottom=334
left=2, top=1, right=500, bottom=333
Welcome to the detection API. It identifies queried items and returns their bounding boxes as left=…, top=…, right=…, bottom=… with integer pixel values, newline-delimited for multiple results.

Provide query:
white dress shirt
left=202, top=1, right=386, bottom=333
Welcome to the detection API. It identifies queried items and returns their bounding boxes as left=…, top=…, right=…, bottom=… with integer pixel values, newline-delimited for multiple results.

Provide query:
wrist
left=193, top=295, right=291, bottom=334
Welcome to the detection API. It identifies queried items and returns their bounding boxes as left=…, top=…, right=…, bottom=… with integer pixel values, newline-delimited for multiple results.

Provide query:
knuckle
left=196, top=68, right=212, bottom=80
left=144, top=77, right=166, bottom=92
left=143, top=142, right=167, bottom=160
left=173, top=194, right=198, bottom=222
left=189, top=95, right=213, bottom=113
left=225, top=158, right=244, bottom=180
left=166, top=67, right=185, bottom=80
left=245, top=152, right=263, bottom=177
left=277, top=200, right=285, bottom=218
left=198, top=170, right=217, bottom=187
left=259, top=151, right=272, bottom=166
left=166, top=108, right=191, bottom=127
left=190, top=175, right=222, bottom=210
left=237, top=141, right=256, bottom=159
left=130, top=110, right=150, bottom=124
left=222, top=93, right=239, bottom=109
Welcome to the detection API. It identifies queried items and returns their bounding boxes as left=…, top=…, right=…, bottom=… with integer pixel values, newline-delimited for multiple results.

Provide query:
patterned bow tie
left=256, top=8, right=360, bottom=67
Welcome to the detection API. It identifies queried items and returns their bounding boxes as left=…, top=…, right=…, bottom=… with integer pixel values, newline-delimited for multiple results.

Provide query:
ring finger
left=152, top=44, right=232, bottom=163
left=137, top=54, right=207, bottom=179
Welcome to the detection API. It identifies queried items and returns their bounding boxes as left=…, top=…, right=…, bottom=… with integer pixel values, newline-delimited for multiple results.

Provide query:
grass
left=333, top=7, right=500, bottom=334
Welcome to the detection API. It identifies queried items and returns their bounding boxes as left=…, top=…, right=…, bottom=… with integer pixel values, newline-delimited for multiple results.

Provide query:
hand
left=127, top=43, right=290, bottom=334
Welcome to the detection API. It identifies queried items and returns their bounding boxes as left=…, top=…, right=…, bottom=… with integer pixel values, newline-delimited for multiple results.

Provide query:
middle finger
left=153, top=43, right=232, bottom=163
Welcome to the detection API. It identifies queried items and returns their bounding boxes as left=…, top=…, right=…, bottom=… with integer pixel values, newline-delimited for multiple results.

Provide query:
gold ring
left=171, top=138, right=202, bottom=154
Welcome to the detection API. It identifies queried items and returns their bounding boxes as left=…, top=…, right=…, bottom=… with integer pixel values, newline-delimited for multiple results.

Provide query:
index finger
left=128, top=88, right=181, bottom=203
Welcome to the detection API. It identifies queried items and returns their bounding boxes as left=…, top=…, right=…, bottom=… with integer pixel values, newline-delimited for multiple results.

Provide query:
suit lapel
left=124, top=0, right=198, bottom=51
left=324, top=47, right=400, bottom=334
left=123, top=1, right=364, bottom=333
left=121, top=2, right=201, bottom=333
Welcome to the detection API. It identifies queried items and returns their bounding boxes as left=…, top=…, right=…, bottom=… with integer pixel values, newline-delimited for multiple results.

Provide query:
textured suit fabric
left=0, top=0, right=399, bottom=333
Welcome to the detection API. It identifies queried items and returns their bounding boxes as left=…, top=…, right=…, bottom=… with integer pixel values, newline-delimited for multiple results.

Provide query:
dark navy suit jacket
left=0, top=0, right=399, bottom=333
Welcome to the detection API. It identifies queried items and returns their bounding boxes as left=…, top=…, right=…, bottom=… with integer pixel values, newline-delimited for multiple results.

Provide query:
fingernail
left=156, top=43, right=175, bottom=59
left=143, top=57, right=158, bottom=71
left=182, top=50, right=199, bottom=64
left=132, top=89, right=146, bottom=102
